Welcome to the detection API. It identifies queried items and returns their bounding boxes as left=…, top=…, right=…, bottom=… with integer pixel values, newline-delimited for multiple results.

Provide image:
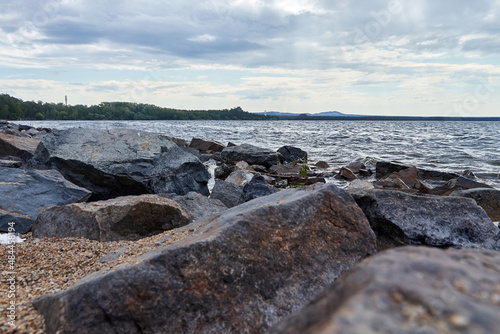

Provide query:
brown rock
left=339, top=167, right=357, bottom=181
left=189, top=137, right=225, bottom=153
left=0, top=132, right=40, bottom=161
left=389, top=166, right=419, bottom=188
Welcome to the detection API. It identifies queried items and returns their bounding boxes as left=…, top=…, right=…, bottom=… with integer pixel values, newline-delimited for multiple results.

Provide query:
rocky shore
left=1, top=120, right=499, bottom=333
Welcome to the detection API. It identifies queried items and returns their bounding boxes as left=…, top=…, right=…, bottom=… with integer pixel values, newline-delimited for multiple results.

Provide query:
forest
left=0, top=94, right=273, bottom=121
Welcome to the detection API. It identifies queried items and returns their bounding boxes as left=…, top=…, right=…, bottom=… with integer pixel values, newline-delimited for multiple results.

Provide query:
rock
left=214, top=163, right=233, bottom=180
left=277, top=146, right=307, bottom=163
left=33, top=195, right=190, bottom=241
left=30, top=128, right=210, bottom=200
left=374, top=177, right=411, bottom=190
left=161, top=191, right=228, bottom=223
left=189, top=138, right=225, bottom=153
left=250, top=164, right=267, bottom=173
left=0, top=209, right=33, bottom=234
left=345, top=179, right=374, bottom=192
left=389, top=166, right=419, bottom=188
left=210, top=179, right=244, bottom=208
left=235, top=160, right=255, bottom=172
left=268, top=246, right=500, bottom=334
left=225, top=169, right=254, bottom=186
left=375, top=161, right=410, bottom=179
left=0, top=159, right=22, bottom=168
left=238, top=173, right=279, bottom=204
left=34, top=183, right=376, bottom=334
left=0, top=132, right=41, bottom=161
left=351, top=189, right=499, bottom=251
left=269, top=164, right=303, bottom=176
left=418, top=168, right=460, bottom=182
left=346, top=161, right=366, bottom=174
left=221, top=143, right=284, bottom=168
left=315, top=161, right=329, bottom=169
left=451, top=188, right=500, bottom=221
left=445, top=176, right=494, bottom=191
left=339, top=167, right=358, bottom=181
left=0, top=167, right=91, bottom=222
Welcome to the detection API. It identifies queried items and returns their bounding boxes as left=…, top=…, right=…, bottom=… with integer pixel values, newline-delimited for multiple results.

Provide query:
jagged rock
left=34, top=183, right=376, bottom=334
left=30, top=128, right=210, bottom=200
left=225, top=169, right=254, bottom=186
left=210, top=179, right=244, bottom=208
left=451, top=188, right=500, bottom=222
left=189, top=138, right=225, bottom=153
left=277, top=146, right=307, bottom=163
left=0, top=132, right=41, bottom=161
left=235, top=160, right=255, bottom=172
left=389, top=166, right=419, bottom=188
left=375, top=161, right=410, bottom=179
left=351, top=189, right=499, bottom=251
left=444, top=176, right=493, bottom=191
left=0, top=209, right=32, bottom=234
left=238, top=173, right=278, bottom=204
left=0, top=167, right=91, bottom=224
left=269, top=246, right=500, bottom=334
left=161, top=191, right=227, bottom=223
left=33, top=195, right=190, bottom=241
left=339, top=167, right=357, bottom=181
left=346, top=161, right=366, bottom=174
left=221, top=143, right=284, bottom=168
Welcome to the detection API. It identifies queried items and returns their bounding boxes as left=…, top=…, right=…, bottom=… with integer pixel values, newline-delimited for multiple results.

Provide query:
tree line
left=0, top=94, right=274, bottom=121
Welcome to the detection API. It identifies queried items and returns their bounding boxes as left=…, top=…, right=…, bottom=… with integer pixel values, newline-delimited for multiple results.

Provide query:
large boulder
left=189, top=137, right=225, bottom=153
left=30, top=128, right=210, bottom=200
left=451, top=188, right=500, bottom=222
left=161, top=191, right=228, bottom=223
left=210, top=179, right=244, bottom=208
left=32, top=195, right=190, bottom=241
left=277, top=146, right=307, bottom=163
left=34, top=183, right=376, bottom=334
left=269, top=246, right=500, bottom=334
left=0, top=167, right=91, bottom=230
left=351, top=189, right=500, bottom=251
left=0, top=132, right=40, bottom=161
left=221, top=143, right=284, bottom=168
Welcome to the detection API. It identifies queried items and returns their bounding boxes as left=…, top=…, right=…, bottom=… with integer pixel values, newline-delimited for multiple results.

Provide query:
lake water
left=17, top=120, right=500, bottom=188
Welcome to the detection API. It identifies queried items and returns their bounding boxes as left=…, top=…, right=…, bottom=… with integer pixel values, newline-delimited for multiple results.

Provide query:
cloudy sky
left=1, top=0, right=499, bottom=116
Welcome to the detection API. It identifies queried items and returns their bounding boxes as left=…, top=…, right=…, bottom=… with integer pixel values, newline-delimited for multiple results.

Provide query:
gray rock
left=225, top=169, right=254, bottom=186
left=0, top=167, right=91, bottom=222
left=451, top=188, right=500, bottom=222
left=0, top=159, right=22, bottom=168
left=34, top=183, right=376, bottom=334
left=30, top=128, right=210, bottom=200
left=445, top=176, right=494, bottom=190
left=351, top=189, right=499, bottom=251
left=210, top=179, right=244, bottom=208
left=161, top=191, right=228, bottom=223
left=238, top=173, right=278, bottom=204
left=214, top=163, right=233, bottom=180
left=269, top=246, right=500, bottom=334
left=189, top=138, right=225, bottom=153
left=0, top=209, right=33, bottom=234
left=221, top=143, right=284, bottom=168
left=33, top=195, right=190, bottom=241
left=277, top=146, right=307, bottom=163
left=375, top=161, right=459, bottom=182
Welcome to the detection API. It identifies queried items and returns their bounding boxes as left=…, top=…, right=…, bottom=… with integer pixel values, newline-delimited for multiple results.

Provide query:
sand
left=0, top=226, right=199, bottom=333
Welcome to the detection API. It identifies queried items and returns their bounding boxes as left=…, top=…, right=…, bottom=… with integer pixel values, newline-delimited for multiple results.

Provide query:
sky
left=1, top=0, right=500, bottom=116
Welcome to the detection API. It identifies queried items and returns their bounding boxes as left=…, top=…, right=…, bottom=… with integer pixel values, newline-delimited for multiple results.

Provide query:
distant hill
left=256, top=111, right=364, bottom=117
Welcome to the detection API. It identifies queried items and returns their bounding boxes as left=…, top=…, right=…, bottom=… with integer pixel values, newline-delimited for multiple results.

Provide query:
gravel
left=0, top=224, right=200, bottom=333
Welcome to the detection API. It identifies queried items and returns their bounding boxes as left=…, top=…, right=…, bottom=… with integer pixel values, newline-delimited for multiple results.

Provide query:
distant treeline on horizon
left=1, top=94, right=499, bottom=122
left=0, top=94, right=272, bottom=121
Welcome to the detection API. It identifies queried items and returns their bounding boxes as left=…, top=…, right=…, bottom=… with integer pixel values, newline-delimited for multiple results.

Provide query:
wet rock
left=0, top=209, right=32, bottom=234
left=277, top=146, right=307, bottom=163
left=221, top=143, right=284, bottom=168
left=210, top=179, right=244, bottom=208
left=0, top=167, right=91, bottom=222
left=351, top=189, right=499, bottom=251
left=451, top=188, right=500, bottom=222
left=238, top=173, right=278, bottom=204
left=269, top=246, right=500, bottom=334
left=30, top=128, right=210, bottom=200
left=0, top=132, right=41, bottom=161
left=161, top=191, right=227, bottom=223
left=225, top=169, right=254, bottom=186
left=33, top=195, right=190, bottom=241
left=34, top=183, right=376, bottom=334
left=189, top=138, right=225, bottom=153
